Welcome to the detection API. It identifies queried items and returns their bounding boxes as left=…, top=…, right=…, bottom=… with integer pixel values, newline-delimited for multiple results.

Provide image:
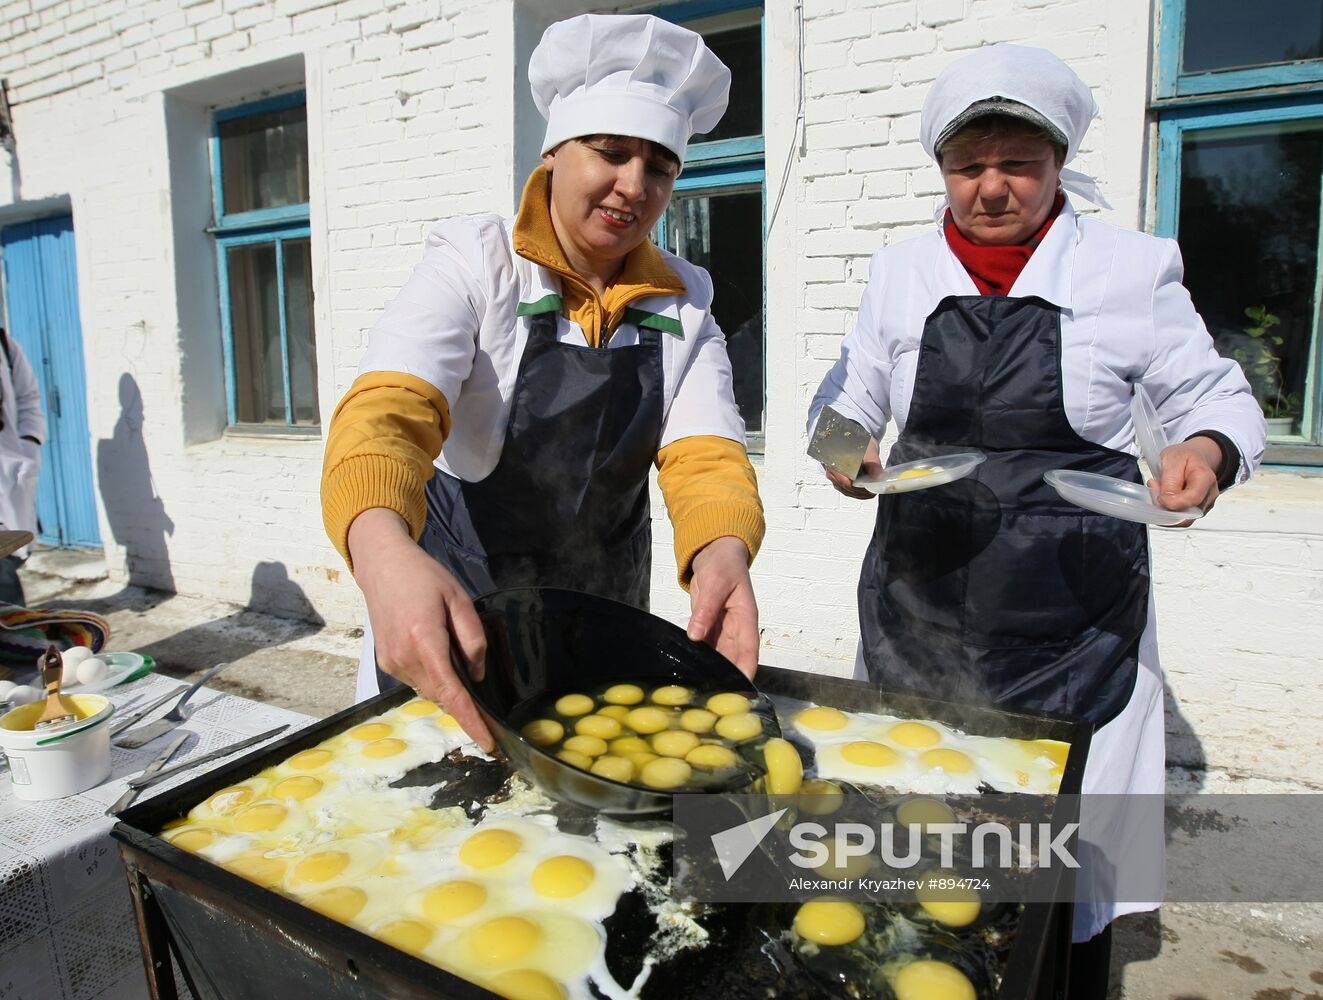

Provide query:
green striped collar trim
left=516, top=293, right=563, bottom=316
left=623, top=307, right=684, bottom=339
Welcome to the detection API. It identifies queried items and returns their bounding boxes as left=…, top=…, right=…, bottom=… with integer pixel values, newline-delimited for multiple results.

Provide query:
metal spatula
left=807, top=405, right=871, bottom=481
left=33, top=644, right=78, bottom=730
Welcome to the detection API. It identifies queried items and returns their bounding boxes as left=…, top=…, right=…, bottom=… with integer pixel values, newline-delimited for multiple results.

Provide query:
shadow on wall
left=96, top=373, right=175, bottom=602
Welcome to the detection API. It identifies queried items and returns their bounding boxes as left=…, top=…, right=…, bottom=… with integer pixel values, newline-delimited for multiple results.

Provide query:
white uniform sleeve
left=1143, top=239, right=1267, bottom=483
left=808, top=250, right=894, bottom=441
left=357, top=216, right=498, bottom=405
left=659, top=265, right=747, bottom=447
left=9, top=339, right=46, bottom=445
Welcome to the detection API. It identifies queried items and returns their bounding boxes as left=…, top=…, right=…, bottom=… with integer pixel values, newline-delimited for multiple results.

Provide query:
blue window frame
left=654, top=0, right=766, bottom=449
left=210, top=92, right=318, bottom=429
left=1154, top=1, right=1323, bottom=464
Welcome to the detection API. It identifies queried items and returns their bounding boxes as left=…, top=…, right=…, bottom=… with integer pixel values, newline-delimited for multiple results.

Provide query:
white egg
left=75, top=657, right=108, bottom=685
left=61, top=646, right=94, bottom=667
left=0, top=679, right=16, bottom=700
left=7, top=685, right=42, bottom=706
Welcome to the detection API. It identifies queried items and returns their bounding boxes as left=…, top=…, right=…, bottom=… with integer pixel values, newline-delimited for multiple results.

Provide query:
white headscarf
left=920, top=43, right=1111, bottom=211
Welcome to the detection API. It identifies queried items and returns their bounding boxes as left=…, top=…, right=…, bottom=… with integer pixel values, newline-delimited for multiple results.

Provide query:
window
left=655, top=1, right=766, bottom=449
left=1155, top=1, right=1323, bottom=462
left=211, top=93, right=317, bottom=429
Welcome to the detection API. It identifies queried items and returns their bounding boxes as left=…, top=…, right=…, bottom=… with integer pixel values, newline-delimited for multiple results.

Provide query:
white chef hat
left=920, top=43, right=1111, bottom=209
left=529, top=13, right=731, bottom=164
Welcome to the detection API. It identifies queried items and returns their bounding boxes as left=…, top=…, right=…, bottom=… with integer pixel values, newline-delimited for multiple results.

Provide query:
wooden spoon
left=33, top=644, right=77, bottom=730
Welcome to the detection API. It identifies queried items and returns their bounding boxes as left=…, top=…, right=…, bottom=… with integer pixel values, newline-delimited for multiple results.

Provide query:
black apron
left=375, top=309, right=664, bottom=693
left=859, top=295, right=1148, bottom=726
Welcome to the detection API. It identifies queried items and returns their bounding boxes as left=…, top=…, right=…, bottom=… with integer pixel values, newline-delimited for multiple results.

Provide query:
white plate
left=62, top=652, right=147, bottom=694
left=854, top=452, right=987, bottom=495
left=1044, top=469, right=1203, bottom=527
left=1131, top=384, right=1168, bottom=479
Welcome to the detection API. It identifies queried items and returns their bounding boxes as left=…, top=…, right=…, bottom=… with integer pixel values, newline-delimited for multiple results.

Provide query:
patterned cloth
left=0, top=604, right=110, bottom=675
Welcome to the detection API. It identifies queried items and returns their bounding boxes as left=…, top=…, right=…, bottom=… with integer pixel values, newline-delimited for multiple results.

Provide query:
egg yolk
left=488, top=968, right=566, bottom=1000
left=556, top=750, right=593, bottom=770
left=640, top=757, right=692, bottom=789
left=272, top=776, right=324, bottom=801
left=920, top=748, right=975, bottom=774
left=363, top=738, right=407, bottom=759
left=889, top=721, right=942, bottom=748
left=810, top=845, right=874, bottom=880
left=288, top=749, right=333, bottom=771
left=233, top=802, right=288, bottom=833
left=650, top=685, right=691, bottom=706
left=763, top=738, right=804, bottom=795
left=896, top=797, right=956, bottom=831
left=574, top=715, right=622, bottom=740
left=224, top=854, right=287, bottom=887
left=589, top=755, right=634, bottom=783
left=562, top=735, right=608, bottom=758
left=376, top=919, right=433, bottom=955
left=686, top=744, right=738, bottom=770
left=350, top=722, right=393, bottom=741
left=893, top=960, right=976, bottom=1000
left=916, top=873, right=981, bottom=927
left=1024, top=738, right=1071, bottom=774
left=439, top=713, right=463, bottom=730
left=167, top=827, right=215, bottom=852
left=596, top=704, right=630, bottom=721
left=706, top=692, right=751, bottom=716
left=796, top=706, right=849, bottom=731
left=459, top=828, right=523, bottom=869
left=554, top=694, right=594, bottom=717
left=470, top=916, right=541, bottom=963
left=603, top=684, right=644, bottom=706
left=205, top=785, right=256, bottom=815
left=793, top=900, right=866, bottom=946
left=897, top=467, right=935, bottom=480
left=609, top=736, right=651, bottom=755
left=841, top=741, right=901, bottom=768
left=797, top=779, right=845, bottom=817
left=651, top=730, right=700, bottom=758
left=626, top=751, right=659, bottom=768
left=422, top=880, right=488, bottom=923
left=624, top=707, right=670, bottom=734
left=531, top=855, right=597, bottom=898
left=294, top=850, right=351, bottom=883
left=398, top=699, right=439, bottom=718
left=679, top=708, right=717, bottom=733
left=307, top=885, right=367, bottom=922
left=715, top=713, right=762, bottom=742
left=520, top=719, right=564, bottom=746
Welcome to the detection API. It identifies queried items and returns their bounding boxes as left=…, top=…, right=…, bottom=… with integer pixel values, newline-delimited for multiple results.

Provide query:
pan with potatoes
left=513, top=681, right=779, bottom=794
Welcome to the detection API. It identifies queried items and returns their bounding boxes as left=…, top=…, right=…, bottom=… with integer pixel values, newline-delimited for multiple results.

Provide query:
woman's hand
left=824, top=438, right=883, bottom=500
left=1152, top=437, right=1222, bottom=528
left=348, top=508, right=494, bottom=750
left=687, top=536, right=759, bottom=679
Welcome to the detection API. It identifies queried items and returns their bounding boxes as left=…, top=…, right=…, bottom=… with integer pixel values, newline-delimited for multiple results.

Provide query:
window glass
left=663, top=188, right=764, bottom=434
left=1182, top=0, right=1323, bottom=74
left=1177, top=121, right=1323, bottom=439
left=219, top=105, right=310, bottom=215
left=227, top=243, right=286, bottom=425
left=284, top=238, right=319, bottom=425
left=690, top=23, right=762, bottom=143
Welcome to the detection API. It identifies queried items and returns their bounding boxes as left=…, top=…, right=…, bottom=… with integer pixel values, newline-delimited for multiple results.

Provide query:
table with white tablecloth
left=0, top=672, right=311, bottom=1000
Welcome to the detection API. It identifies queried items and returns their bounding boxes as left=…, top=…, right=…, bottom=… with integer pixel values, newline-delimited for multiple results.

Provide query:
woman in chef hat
left=810, top=44, right=1265, bottom=996
left=322, top=14, right=764, bottom=747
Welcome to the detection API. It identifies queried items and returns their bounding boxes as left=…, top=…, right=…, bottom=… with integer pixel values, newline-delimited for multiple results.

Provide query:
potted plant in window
left=1234, top=306, right=1300, bottom=437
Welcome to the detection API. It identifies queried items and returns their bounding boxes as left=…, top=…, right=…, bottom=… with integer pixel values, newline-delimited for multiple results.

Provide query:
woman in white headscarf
left=323, top=14, right=764, bottom=748
left=810, top=43, right=1265, bottom=995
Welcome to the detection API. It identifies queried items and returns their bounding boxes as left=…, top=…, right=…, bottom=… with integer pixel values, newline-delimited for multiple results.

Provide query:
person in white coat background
left=810, top=44, right=1266, bottom=997
left=0, top=327, right=45, bottom=606
left=322, top=14, right=765, bottom=749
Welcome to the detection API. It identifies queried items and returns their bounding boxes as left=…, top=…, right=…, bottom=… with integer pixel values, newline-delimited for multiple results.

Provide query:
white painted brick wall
left=0, top=0, right=1317, bottom=786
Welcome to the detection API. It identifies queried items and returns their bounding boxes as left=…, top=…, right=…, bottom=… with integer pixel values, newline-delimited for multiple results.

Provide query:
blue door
left=1, top=216, right=100, bottom=547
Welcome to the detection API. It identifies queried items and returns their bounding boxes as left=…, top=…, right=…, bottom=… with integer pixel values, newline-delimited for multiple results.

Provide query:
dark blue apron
left=859, top=295, right=1147, bottom=726
left=376, top=309, right=664, bottom=692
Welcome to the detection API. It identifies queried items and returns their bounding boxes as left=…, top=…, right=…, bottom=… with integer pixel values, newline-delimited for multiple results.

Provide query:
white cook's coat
left=0, top=335, right=46, bottom=560
left=354, top=213, right=747, bottom=699
left=810, top=199, right=1267, bottom=940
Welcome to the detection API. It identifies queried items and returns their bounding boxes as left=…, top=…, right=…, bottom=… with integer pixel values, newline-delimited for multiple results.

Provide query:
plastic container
left=0, top=694, right=115, bottom=800
left=1044, top=469, right=1203, bottom=527
left=854, top=452, right=986, bottom=495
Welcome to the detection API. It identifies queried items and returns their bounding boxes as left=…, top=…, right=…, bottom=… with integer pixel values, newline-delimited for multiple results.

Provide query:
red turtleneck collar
left=944, top=192, right=1066, bottom=296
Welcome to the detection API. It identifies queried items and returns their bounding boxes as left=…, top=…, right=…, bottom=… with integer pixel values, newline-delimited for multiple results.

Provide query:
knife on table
left=108, top=684, right=190, bottom=739
left=106, top=732, right=189, bottom=816
left=125, top=725, right=290, bottom=790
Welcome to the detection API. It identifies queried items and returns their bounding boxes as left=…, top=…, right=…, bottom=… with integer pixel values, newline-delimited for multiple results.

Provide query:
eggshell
left=76, top=658, right=109, bottom=685
left=61, top=646, right=94, bottom=667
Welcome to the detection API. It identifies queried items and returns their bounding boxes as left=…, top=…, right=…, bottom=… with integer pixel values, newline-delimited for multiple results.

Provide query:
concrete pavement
left=16, top=549, right=1323, bottom=1000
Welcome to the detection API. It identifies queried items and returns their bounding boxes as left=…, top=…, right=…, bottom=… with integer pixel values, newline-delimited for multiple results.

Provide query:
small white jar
left=0, top=695, right=115, bottom=800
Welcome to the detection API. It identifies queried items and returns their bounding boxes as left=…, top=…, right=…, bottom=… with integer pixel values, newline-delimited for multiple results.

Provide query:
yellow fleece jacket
left=322, top=167, right=764, bottom=586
